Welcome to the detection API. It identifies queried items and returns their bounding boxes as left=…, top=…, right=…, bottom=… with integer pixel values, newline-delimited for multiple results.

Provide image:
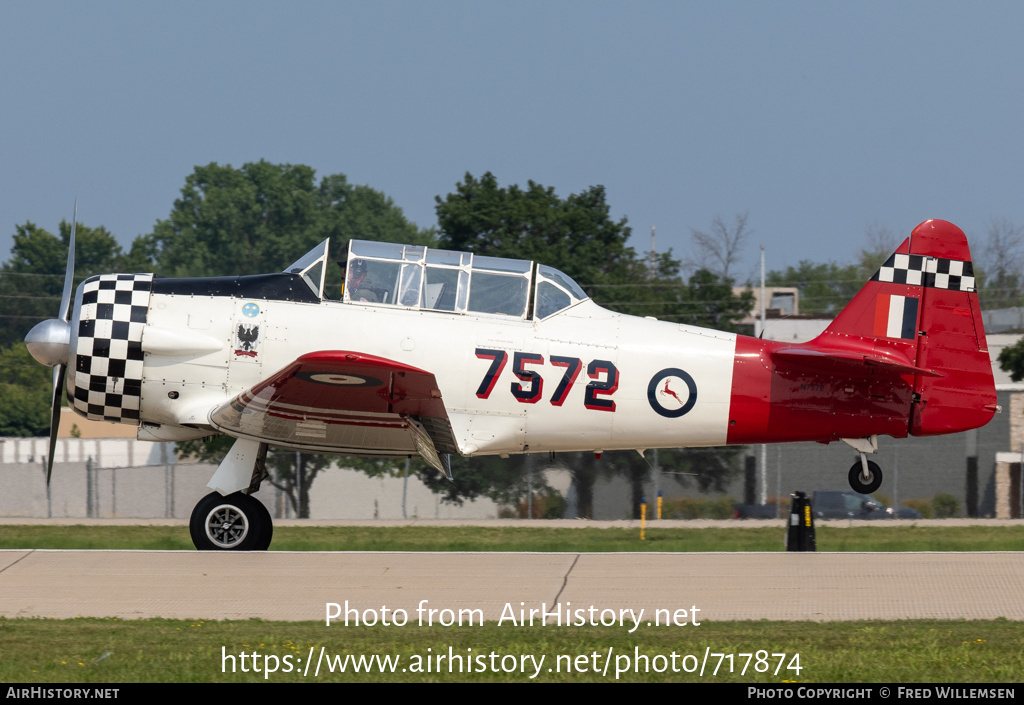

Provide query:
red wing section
left=209, top=351, right=455, bottom=472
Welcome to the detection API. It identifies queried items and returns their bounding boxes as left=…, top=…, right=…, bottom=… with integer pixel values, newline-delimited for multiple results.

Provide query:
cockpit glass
left=538, top=265, right=587, bottom=300
left=283, top=239, right=329, bottom=298
left=467, top=272, right=529, bottom=317
left=533, top=265, right=588, bottom=319
left=338, top=239, right=586, bottom=320
left=350, top=240, right=406, bottom=260
left=473, top=255, right=531, bottom=274
left=535, top=281, right=572, bottom=319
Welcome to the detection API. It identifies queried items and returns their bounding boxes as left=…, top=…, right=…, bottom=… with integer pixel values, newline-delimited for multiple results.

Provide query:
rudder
left=903, top=219, right=996, bottom=435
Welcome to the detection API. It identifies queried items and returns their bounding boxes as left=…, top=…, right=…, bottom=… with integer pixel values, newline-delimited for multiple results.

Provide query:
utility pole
left=650, top=225, right=661, bottom=507
left=759, top=244, right=767, bottom=505
left=526, top=453, right=534, bottom=518
left=648, top=225, right=656, bottom=278
left=402, top=457, right=410, bottom=520
left=295, top=450, right=302, bottom=518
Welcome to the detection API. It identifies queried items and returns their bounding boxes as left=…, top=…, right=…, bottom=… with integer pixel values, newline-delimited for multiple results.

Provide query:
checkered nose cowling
left=67, top=273, right=154, bottom=424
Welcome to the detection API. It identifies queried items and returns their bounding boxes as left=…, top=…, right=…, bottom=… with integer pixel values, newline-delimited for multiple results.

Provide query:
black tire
left=190, top=491, right=272, bottom=551
left=848, top=460, right=883, bottom=494
left=251, top=497, right=274, bottom=551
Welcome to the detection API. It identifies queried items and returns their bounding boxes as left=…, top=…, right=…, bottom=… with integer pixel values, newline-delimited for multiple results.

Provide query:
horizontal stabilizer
left=773, top=347, right=942, bottom=378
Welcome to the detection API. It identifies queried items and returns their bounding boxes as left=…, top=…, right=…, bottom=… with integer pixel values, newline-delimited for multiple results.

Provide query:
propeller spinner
left=24, top=203, right=76, bottom=484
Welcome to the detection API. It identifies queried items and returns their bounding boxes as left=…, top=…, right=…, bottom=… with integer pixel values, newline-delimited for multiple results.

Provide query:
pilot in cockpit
left=346, top=258, right=382, bottom=302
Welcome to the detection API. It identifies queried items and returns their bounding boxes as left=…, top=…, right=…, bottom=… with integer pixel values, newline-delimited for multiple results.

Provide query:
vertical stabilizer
left=816, top=219, right=996, bottom=436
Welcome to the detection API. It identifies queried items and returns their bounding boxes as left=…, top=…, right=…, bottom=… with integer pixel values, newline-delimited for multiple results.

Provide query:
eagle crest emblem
left=234, top=324, right=260, bottom=358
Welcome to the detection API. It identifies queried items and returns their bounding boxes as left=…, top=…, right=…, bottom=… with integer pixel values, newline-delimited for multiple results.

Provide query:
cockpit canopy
left=283, top=238, right=329, bottom=297
left=288, top=239, right=588, bottom=320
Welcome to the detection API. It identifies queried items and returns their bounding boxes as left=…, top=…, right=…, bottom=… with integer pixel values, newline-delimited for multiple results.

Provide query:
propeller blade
left=59, top=201, right=77, bottom=322
left=46, top=364, right=66, bottom=485
left=45, top=202, right=76, bottom=485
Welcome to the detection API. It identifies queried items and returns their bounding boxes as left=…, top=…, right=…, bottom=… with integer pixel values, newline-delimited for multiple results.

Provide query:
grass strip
left=1, top=524, right=1023, bottom=552
left=0, top=617, right=1020, bottom=683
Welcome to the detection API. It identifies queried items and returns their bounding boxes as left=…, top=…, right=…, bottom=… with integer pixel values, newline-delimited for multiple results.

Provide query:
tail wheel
left=190, top=491, right=273, bottom=551
left=848, top=460, right=883, bottom=494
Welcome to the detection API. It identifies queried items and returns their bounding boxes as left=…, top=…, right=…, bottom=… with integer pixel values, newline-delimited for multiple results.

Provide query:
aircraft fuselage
left=127, top=288, right=917, bottom=457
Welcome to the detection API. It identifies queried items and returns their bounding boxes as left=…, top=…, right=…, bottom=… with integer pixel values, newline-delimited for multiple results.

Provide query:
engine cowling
left=67, top=273, right=154, bottom=424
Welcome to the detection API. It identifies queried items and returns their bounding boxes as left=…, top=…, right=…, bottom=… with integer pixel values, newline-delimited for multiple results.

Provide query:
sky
left=2, top=1, right=1023, bottom=282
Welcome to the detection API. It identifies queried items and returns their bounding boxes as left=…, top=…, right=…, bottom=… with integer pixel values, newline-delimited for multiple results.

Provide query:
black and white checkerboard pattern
left=70, top=274, right=153, bottom=424
left=871, top=254, right=975, bottom=292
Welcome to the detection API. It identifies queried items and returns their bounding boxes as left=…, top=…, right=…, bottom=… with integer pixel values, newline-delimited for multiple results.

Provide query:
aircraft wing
left=209, top=351, right=455, bottom=478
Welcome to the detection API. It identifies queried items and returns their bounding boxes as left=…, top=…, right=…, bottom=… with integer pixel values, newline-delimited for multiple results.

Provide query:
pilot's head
left=350, top=259, right=368, bottom=279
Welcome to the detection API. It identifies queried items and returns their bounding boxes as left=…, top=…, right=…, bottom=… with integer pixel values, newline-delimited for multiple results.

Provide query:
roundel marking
left=241, top=302, right=260, bottom=318
left=296, top=371, right=384, bottom=387
left=647, top=368, right=698, bottom=418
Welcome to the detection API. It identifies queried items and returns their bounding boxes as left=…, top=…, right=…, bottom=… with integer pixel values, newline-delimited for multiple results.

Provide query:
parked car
left=732, top=503, right=780, bottom=519
left=811, top=490, right=922, bottom=520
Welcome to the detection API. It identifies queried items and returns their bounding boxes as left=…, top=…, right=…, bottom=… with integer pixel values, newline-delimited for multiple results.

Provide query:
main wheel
left=190, top=491, right=272, bottom=551
left=848, top=460, right=883, bottom=494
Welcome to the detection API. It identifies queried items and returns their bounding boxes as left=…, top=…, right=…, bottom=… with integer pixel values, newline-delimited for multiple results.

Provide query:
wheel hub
left=205, top=505, right=249, bottom=549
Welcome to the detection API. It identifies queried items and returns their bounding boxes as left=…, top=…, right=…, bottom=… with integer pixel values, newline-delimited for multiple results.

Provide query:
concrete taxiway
left=1, top=550, right=1022, bottom=622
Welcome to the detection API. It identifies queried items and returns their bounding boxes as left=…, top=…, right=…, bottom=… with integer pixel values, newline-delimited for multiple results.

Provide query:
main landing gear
left=189, top=439, right=274, bottom=551
left=190, top=491, right=273, bottom=551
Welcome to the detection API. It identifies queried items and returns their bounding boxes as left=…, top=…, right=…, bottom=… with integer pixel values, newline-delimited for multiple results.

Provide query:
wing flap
left=209, top=351, right=454, bottom=475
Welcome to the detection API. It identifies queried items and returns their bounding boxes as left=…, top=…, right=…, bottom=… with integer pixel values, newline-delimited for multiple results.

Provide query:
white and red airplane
left=25, top=218, right=997, bottom=550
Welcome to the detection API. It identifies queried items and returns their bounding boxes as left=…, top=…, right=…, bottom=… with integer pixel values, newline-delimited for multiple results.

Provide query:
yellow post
left=640, top=497, right=647, bottom=541
left=657, top=490, right=663, bottom=520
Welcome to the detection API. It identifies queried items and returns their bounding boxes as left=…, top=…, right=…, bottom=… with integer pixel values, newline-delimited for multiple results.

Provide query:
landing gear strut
left=190, top=491, right=273, bottom=551
left=190, top=440, right=274, bottom=551
left=848, top=455, right=883, bottom=494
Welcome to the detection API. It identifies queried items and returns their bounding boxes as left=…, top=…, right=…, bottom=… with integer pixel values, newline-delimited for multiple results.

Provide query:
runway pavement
left=1, top=550, right=1022, bottom=622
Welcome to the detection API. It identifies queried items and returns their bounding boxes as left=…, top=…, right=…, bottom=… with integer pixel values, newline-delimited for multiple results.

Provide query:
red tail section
left=817, top=219, right=996, bottom=436
left=727, top=219, right=996, bottom=447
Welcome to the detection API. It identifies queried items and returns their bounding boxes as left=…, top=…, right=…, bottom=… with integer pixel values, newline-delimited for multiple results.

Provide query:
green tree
left=0, top=343, right=52, bottom=436
left=677, top=268, right=754, bottom=332
left=765, top=260, right=863, bottom=315
left=575, top=447, right=744, bottom=520
left=932, top=492, right=960, bottom=519
left=5, top=222, right=67, bottom=276
left=145, top=161, right=432, bottom=283
left=417, top=454, right=554, bottom=509
left=436, top=172, right=634, bottom=286
left=998, top=339, right=1024, bottom=382
left=0, top=220, right=128, bottom=349
left=266, top=451, right=332, bottom=519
